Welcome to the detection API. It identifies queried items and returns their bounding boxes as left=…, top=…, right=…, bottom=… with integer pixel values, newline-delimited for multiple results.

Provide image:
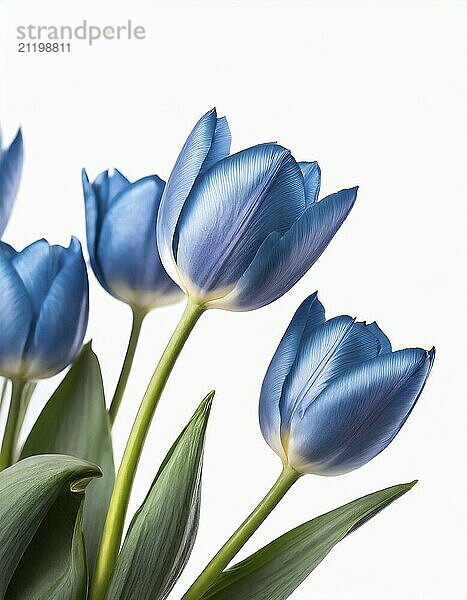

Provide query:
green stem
left=0, top=380, right=27, bottom=471
left=90, top=299, right=204, bottom=600
left=0, top=379, right=9, bottom=415
left=13, top=381, right=37, bottom=451
left=109, top=307, right=146, bottom=426
left=182, top=464, right=301, bottom=600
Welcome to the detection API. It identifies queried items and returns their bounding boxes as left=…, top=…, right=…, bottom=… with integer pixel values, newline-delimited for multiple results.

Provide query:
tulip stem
left=0, top=379, right=27, bottom=471
left=182, top=464, right=301, bottom=600
left=109, top=307, right=146, bottom=426
left=90, top=299, right=204, bottom=600
left=0, top=379, right=9, bottom=416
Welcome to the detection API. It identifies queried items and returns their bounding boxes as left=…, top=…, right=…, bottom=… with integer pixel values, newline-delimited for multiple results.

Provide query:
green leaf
left=201, top=481, right=417, bottom=600
left=20, top=342, right=115, bottom=574
left=107, top=391, right=214, bottom=600
left=6, top=486, right=87, bottom=599
left=0, top=454, right=101, bottom=598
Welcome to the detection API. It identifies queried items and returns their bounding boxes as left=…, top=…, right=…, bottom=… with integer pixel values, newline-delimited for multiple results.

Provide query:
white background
left=1, top=1, right=466, bottom=598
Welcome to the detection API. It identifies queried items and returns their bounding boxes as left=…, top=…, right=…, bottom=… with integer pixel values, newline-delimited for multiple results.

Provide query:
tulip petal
left=97, top=177, right=181, bottom=308
left=299, top=161, right=321, bottom=205
left=26, top=238, right=88, bottom=378
left=280, top=316, right=381, bottom=438
left=82, top=168, right=130, bottom=277
left=0, top=243, right=33, bottom=375
left=157, top=110, right=230, bottom=284
left=217, top=187, right=357, bottom=311
left=93, top=169, right=130, bottom=213
left=288, top=348, right=435, bottom=475
left=82, top=169, right=107, bottom=288
left=366, top=322, right=392, bottom=354
left=260, top=293, right=325, bottom=460
left=200, top=116, right=232, bottom=175
left=0, top=129, right=23, bottom=237
left=0, top=242, right=17, bottom=260
left=175, top=144, right=306, bottom=298
left=11, top=239, right=63, bottom=317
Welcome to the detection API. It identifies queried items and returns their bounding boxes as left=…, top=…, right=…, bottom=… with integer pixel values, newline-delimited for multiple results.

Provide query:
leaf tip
left=69, top=466, right=102, bottom=493
left=203, top=389, right=215, bottom=409
left=195, top=390, right=215, bottom=418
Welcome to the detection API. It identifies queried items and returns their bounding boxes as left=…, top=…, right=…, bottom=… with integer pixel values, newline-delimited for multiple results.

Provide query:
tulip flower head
left=157, top=109, right=357, bottom=311
left=0, top=237, right=89, bottom=380
left=82, top=168, right=183, bottom=311
left=0, top=128, right=23, bottom=237
left=260, top=293, right=435, bottom=476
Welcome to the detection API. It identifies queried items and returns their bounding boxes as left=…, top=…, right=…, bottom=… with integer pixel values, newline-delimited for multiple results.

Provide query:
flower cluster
left=0, top=110, right=434, bottom=600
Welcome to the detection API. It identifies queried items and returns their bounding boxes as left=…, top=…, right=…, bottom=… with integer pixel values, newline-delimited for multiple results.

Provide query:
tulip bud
left=259, top=293, right=435, bottom=475
left=0, top=128, right=23, bottom=237
left=157, top=109, right=357, bottom=311
left=82, top=168, right=183, bottom=311
left=0, top=237, right=89, bottom=380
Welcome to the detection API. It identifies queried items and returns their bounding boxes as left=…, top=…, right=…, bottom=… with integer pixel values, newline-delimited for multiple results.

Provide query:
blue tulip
left=0, top=128, right=23, bottom=237
left=157, top=109, right=357, bottom=311
left=82, top=168, right=183, bottom=311
left=0, top=237, right=89, bottom=380
left=260, top=293, right=435, bottom=475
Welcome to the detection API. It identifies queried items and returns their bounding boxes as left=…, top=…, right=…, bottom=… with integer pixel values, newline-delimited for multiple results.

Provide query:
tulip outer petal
left=0, top=243, right=33, bottom=376
left=11, top=239, right=62, bottom=317
left=280, top=316, right=381, bottom=437
left=0, top=128, right=23, bottom=237
left=200, top=116, right=232, bottom=175
left=82, top=169, right=108, bottom=290
left=96, top=176, right=181, bottom=308
left=287, top=347, right=434, bottom=475
left=157, top=109, right=230, bottom=286
left=259, top=293, right=325, bottom=461
left=215, top=187, right=357, bottom=311
left=26, top=238, right=89, bottom=379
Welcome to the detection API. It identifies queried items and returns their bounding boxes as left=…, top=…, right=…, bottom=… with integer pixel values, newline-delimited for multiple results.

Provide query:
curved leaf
left=0, top=454, right=101, bottom=597
left=21, top=342, right=115, bottom=574
left=107, top=392, right=214, bottom=600
left=6, top=488, right=87, bottom=599
left=201, top=481, right=416, bottom=600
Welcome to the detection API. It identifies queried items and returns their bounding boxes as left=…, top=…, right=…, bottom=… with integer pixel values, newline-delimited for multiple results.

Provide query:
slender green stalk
left=0, top=379, right=9, bottom=416
left=109, top=307, right=146, bottom=425
left=13, top=381, right=37, bottom=453
left=0, top=379, right=27, bottom=471
left=182, top=464, right=301, bottom=600
left=90, top=299, right=204, bottom=600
